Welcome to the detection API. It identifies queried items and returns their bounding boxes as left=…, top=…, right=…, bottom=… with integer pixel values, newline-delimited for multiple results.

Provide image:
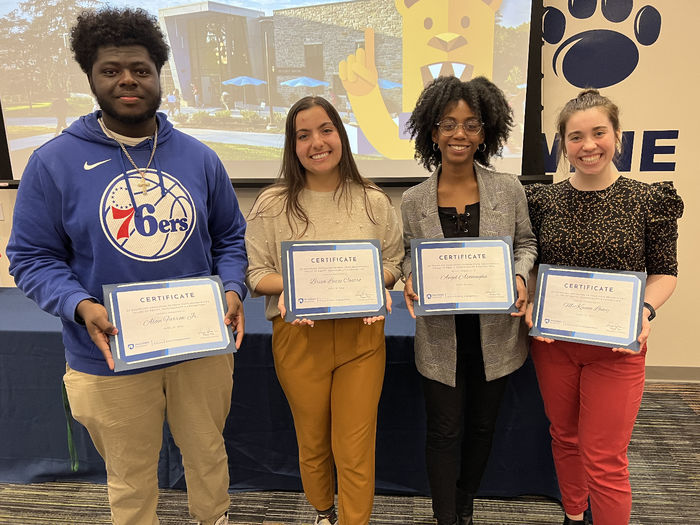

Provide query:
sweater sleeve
left=375, top=192, right=403, bottom=284
left=244, top=190, right=283, bottom=297
left=7, top=153, right=94, bottom=322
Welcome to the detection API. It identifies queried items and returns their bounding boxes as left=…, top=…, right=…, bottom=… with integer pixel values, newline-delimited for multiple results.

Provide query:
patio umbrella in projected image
left=222, top=76, right=266, bottom=106
left=280, top=76, right=330, bottom=89
left=378, top=79, right=402, bottom=89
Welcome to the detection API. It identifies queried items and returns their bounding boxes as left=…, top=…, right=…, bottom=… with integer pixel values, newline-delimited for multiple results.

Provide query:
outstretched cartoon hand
left=339, top=27, right=379, bottom=97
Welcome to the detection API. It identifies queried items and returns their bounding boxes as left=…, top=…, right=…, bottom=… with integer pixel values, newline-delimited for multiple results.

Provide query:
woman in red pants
left=525, top=89, right=683, bottom=525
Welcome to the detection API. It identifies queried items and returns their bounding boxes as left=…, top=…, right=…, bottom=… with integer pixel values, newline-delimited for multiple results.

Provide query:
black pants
left=422, top=315, right=508, bottom=525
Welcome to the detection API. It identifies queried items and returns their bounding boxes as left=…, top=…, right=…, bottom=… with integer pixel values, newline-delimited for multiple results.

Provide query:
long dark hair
left=250, top=96, right=386, bottom=236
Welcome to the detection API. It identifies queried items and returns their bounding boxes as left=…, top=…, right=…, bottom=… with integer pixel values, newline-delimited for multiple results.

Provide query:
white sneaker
left=213, top=513, right=229, bottom=525
left=198, top=512, right=228, bottom=525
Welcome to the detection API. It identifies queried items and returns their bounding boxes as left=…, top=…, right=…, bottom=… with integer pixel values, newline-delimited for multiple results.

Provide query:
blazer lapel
left=418, top=169, right=444, bottom=239
left=476, top=164, right=499, bottom=237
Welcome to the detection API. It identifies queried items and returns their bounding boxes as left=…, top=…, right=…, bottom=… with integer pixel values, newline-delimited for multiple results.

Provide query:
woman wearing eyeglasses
left=400, top=76, right=537, bottom=525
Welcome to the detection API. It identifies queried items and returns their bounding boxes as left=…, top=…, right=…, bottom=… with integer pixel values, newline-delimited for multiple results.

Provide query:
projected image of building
left=159, top=2, right=266, bottom=108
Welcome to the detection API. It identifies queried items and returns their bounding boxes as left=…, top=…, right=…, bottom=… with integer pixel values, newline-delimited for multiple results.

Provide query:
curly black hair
left=70, top=7, right=170, bottom=75
left=406, top=76, right=513, bottom=171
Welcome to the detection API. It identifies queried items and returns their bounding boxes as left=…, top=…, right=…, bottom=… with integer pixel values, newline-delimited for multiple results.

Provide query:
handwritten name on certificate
left=104, top=276, right=232, bottom=371
left=281, top=240, right=385, bottom=320
left=411, top=238, right=516, bottom=315
left=530, top=265, right=645, bottom=350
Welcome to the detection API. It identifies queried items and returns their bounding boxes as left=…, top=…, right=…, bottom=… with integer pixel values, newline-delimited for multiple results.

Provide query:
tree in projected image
left=0, top=0, right=98, bottom=106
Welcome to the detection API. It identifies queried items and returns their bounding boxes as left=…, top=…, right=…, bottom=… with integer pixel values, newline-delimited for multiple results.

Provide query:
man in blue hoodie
left=7, top=8, right=246, bottom=525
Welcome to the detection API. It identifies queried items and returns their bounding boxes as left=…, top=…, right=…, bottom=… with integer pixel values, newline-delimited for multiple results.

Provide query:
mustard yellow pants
left=272, top=316, right=386, bottom=525
left=63, top=354, right=233, bottom=525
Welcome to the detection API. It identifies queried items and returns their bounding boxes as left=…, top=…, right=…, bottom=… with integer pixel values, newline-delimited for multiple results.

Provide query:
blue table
left=0, top=287, right=558, bottom=498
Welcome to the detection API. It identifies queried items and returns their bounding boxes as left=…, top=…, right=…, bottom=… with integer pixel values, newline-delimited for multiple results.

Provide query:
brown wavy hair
left=556, top=88, right=622, bottom=166
left=250, top=96, right=387, bottom=237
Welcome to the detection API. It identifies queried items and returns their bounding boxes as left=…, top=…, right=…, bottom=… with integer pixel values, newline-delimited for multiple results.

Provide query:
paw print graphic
left=543, top=0, right=662, bottom=88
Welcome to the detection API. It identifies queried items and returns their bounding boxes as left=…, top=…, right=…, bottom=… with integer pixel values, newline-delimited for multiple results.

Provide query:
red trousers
left=531, top=339, right=646, bottom=525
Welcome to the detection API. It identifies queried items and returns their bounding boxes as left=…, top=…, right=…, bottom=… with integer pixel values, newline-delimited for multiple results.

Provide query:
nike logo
left=84, top=159, right=112, bottom=170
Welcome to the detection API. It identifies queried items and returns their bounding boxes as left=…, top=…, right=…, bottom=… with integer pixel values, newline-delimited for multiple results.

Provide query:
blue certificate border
left=529, top=264, right=646, bottom=351
left=103, top=275, right=233, bottom=372
left=281, top=239, right=386, bottom=321
left=410, top=237, right=517, bottom=315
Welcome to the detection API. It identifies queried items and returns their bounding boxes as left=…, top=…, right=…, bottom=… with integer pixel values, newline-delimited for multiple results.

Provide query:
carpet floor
left=1, top=382, right=698, bottom=525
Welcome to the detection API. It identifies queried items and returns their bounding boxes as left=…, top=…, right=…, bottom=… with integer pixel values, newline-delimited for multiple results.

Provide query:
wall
left=541, top=0, right=698, bottom=373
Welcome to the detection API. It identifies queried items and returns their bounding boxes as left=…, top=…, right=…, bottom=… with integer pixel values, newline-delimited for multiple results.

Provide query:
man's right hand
left=76, top=299, right=118, bottom=370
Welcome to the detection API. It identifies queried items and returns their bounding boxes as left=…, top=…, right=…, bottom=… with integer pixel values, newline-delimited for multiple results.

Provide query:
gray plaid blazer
left=401, top=164, right=537, bottom=386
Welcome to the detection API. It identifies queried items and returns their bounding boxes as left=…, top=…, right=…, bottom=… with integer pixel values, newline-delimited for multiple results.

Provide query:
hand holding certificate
left=410, top=237, right=518, bottom=315
left=528, top=265, right=646, bottom=351
left=281, top=240, right=386, bottom=321
left=103, top=276, right=235, bottom=372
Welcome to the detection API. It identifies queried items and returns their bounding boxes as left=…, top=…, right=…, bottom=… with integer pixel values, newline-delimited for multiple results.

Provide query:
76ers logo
left=100, top=170, right=196, bottom=261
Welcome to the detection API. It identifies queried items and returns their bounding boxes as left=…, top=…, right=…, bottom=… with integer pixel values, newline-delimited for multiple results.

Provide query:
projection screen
left=0, top=0, right=531, bottom=183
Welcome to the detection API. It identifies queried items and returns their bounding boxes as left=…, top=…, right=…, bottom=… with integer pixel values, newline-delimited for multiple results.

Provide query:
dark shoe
left=563, top=517, right=585, bottom=525
left=314, top=506, right=338, bottom=525
left=459, top=514, right=473, bottom=525
left=456, top=490, right=474, bottom=525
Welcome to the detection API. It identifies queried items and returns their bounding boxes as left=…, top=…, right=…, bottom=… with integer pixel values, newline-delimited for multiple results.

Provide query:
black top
left=438, top=203, right=480, bottom=238
left=438, top=203, right=481, bottom=353
left=525, top=177, right=683, bottom=275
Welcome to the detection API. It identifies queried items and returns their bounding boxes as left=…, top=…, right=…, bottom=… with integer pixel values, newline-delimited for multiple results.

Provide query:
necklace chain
left=100, top=118, right=158, bottom=195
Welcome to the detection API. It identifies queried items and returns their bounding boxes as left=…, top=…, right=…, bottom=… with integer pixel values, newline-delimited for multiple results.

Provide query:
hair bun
left=577, top=88, right=601, bottom=98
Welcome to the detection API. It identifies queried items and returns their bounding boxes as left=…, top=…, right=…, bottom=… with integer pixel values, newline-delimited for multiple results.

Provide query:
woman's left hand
left=511, top=275, right=527, bottom=317
left=277, top=290, right=314, bottom=327
left=363, top=289, right=391, bottom=325
left=612, top=314, right=650, bottom=354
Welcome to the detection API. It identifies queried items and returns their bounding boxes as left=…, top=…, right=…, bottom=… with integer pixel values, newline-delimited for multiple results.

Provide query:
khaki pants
left=272, top=316, right=386, bottom=525
left=64, top=354, right=233, bottom=525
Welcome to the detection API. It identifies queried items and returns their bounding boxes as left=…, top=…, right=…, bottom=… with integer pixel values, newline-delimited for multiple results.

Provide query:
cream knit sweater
left=245, top=183, right=403, bottom=320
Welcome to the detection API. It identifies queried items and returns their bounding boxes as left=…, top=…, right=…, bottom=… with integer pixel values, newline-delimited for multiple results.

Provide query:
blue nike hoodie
left=7, top=111, right=248, bottom=375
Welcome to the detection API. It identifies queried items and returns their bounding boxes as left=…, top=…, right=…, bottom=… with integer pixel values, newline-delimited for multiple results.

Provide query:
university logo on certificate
left=103, top=275, right=234, bottom=372
left=529, top=265, right=646, bottom=351
left=280, top=239, right=386, bottom=321
left=410, top=237, right=518, bottom=315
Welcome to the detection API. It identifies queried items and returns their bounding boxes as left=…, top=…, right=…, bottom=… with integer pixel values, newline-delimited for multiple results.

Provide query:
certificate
left=281, top=240, right=386, bottom=321
left=529, top=265, right=646, bottom=351
left=103, top=276, right=233, bottom=372
left=410, top=237, right=517, bottom=315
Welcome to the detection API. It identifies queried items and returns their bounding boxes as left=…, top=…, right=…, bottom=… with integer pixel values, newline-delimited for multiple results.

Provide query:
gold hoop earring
left=478, top=143, right=486, bottom=152
left=432, top=142, right=439, bottom=152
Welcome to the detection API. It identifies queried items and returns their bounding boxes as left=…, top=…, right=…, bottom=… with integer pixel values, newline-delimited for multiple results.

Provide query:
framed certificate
left=410, top=237, right=518, bottom=315
left=103, top=276, right=234, bottom=372
left=529, top=265, right=646, bottom=351
left=281, top=239, right=386, bottom=321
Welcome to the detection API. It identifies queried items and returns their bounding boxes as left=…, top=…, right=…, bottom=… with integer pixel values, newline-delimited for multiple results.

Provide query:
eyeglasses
left=436, top=118, right=483, bottom=136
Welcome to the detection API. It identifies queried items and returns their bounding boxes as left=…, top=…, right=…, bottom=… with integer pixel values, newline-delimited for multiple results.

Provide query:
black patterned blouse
left=525, top=177, right=683, bottom=275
